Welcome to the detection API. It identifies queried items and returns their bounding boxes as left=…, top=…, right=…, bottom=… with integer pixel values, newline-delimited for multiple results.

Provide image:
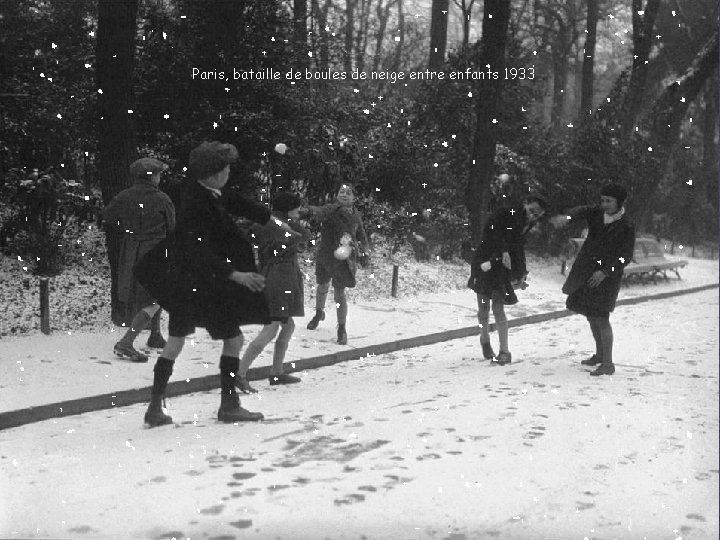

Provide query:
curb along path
left=1, top=283, right=717, bottom=431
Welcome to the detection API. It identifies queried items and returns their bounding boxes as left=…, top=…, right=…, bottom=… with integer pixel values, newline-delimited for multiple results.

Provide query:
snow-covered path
left=1, top=289, right=717, bottom=540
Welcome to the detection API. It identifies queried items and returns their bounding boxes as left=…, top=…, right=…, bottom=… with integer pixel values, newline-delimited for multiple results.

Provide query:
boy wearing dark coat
left=235, top=192, right=311, bottom=393
left=553, top=182, right=635, bottom=376
left=468, top=195, right=547, bottom=365
left=103, top=158, right=174, bottom=362
left=302, top=183, right=371, bottom=345
left=139, top=141, right=299, bottom=426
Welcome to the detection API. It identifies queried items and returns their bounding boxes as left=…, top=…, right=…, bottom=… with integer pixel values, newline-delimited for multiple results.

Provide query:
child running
left=235, top=192, right=310, bottom=393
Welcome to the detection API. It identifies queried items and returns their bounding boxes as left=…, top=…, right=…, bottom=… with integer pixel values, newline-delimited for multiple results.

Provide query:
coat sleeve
left=305, top=203, right=340, bottom=222
left=484, top=208, right=512, bottom=256
left=179, top=197, right=237, bottom=281
left=600, top=222, right=636, bottom=278
left=102, top=197, right=122, bottom=230
left=566, top=205, right=592, bottom=223
left=221, top=190, right=271, bottom=225
left=161, top=193, right=176, bottom=234
left=354, top=213, right=371, bottom=254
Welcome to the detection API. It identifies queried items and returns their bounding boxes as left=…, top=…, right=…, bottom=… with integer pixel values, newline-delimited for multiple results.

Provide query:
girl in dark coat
left=302, top=183, right=371, bottom=345
left=136, top=141, right=299, bottom=426
left=555, top=182, right=635, bottom=376
left=235, top=192, right=311, bottom=392
left=468, top=195, right=547, bottom=365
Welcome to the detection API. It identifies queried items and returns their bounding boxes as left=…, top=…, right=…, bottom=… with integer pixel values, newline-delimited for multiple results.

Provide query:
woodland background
left=0, top=0, right=717, bottom=323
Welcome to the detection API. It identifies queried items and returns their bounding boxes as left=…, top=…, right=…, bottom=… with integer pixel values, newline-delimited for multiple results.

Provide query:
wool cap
left=272, top=192, right=302, bottom=213
left=129, top=157, right=168, bottom=180
left=600, top=182, right=628, bottom=206
left=188, top=141, right=239, bottom=180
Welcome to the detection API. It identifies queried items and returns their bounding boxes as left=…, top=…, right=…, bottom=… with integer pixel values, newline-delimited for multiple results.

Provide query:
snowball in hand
left=334, top=245, right=352, bottom=260
left=480, top=261, right=492, bottom=272
left=274, top=143, right=288, bottom=154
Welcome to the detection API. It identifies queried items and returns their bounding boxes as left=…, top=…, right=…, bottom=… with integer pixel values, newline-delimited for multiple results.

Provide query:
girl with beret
left=554, top=182, right=636, bottom=376
left=234, top=192, right=310, bottom=393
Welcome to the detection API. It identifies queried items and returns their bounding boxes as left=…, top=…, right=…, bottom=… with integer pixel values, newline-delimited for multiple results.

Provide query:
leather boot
left=144, top=357, right=174, bottom=427
left=307, top=310, right=325, bottom=330
left=218, top=356, right=263, bottom=423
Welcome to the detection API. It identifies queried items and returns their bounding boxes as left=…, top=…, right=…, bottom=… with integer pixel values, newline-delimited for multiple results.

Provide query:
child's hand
left=480, top=261, right=492, bottom=272
left=230, top=271, right=265, bottom=292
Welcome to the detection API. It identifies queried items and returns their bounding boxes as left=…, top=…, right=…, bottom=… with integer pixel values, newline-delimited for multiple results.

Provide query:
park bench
left=561, top=236, right=688, bottom=285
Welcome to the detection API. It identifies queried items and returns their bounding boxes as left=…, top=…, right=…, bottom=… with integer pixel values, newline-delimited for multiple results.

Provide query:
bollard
left=391, top=264, right=399, bottom=297
left=39, top=277, right=50, bottom=335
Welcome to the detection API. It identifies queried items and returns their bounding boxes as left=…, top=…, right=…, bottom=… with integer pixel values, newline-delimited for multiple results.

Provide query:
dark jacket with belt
left=103, top=180, right=175, bottom=308
left=562, top=206, right=635, bottom=315
left=134, top=181, right=272, bottom=327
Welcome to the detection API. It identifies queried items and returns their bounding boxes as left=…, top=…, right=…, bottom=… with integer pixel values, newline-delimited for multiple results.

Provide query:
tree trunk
left=703, top=78, right=718, bottom=209
left=344, top=0, right=357, bottom=73
left=453, top=0, right=476, bottom=49
left=96, top=0, right=138, bottom=325
left=619, top=0, right=661, bottom=137
left=429, top=0, right=449, bottom=70
left=550, top=23, right=569, bottom=131
left=391, top=0, right=405, bottom=72
left=634, top=29, right=719, bottom=226
left=580, top=0, right=599, bottom=120
left=312, top=0, right=332, bottom=72
left=373, top=0, right=396, bottom=71
left=294, top=0, right=309, bottom=69
left=466, top=0, right=511, bottom=246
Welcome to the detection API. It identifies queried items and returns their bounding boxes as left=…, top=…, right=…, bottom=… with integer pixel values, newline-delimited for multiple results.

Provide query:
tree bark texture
left=96, top=0, right=138, bottom=325
left=619, top=0, right=661, bottom=137
left=294, top=0, right=309, bottom=69
left=429, top=0, right=449, bottom=70
left=344, top=0, right=357, bottom=73
left=634, top=29, right=718, bottom=225
left=465, top=0, right=511, bottom=246
left=580, top=0, right=599, bottom=119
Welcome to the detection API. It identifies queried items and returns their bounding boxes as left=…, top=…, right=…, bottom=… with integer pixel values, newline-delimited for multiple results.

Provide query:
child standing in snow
left=468, top=195, right=547, bottom=365
left=301, top=183, right=371, bottom=345
left=235, top=192, right=310, bottom=392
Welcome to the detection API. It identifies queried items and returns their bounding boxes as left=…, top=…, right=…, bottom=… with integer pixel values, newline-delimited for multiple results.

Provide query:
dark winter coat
left=103, top=180, right=175, bottom=308
left=250, top=213, right=311, bottom=319
left=306, top=203, right=370, bottom=288
left=562, top=206, right=635, bottom=316
left=134, top=181, right=271, bottom=327
left=467, top=206, right=532, bottom=304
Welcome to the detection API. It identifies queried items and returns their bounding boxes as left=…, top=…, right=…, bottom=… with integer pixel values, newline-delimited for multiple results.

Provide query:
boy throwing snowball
left=302, top=183, right=371, bottom=345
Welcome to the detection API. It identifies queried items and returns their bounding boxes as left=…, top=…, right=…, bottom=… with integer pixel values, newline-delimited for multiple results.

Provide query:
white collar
left=603, top=207, right=625, bottom=225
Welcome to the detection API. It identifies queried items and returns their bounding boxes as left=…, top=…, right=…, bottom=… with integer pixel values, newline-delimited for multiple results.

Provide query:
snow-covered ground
left=0, top=289, right=717, bottom=540
left=0, top=255, right=716, bottom=414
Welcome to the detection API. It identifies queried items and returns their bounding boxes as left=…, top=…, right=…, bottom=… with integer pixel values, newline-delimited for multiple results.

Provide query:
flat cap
left=129, top=157, right=168, bottom=179
left=188, top=141, right=239, bottom=180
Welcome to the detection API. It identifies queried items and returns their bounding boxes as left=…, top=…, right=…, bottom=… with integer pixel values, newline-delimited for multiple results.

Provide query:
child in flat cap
left=552, top=182, right=635, bottom=376
left=103, top=157, right=174, bottom=362
left=300, top=183, right=371, bottom=345
left=136, top=141, right=301, bottom=426
left=234, top=192, right=310, bottom=393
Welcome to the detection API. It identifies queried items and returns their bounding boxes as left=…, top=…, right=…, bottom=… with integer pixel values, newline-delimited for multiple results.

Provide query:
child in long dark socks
left=135, top=141, right=300, bottom=426
left=235, top=192, right=310, bottom=392
left=104, top=158, right=175, bottom=362
left=553, top=182, right=635, bottom=376
left=302, top=183, right=371, bottom=345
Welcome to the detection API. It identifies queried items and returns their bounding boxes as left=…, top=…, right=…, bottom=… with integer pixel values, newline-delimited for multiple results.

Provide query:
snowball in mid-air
left=498, top=173, right=510, bottom=183
left=274, top=143, right=287, bottom=154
